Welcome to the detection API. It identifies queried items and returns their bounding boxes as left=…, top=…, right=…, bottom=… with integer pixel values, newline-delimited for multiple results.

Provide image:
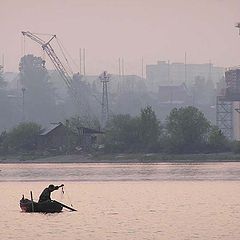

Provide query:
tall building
left=146, top=61, right=224, bottom=92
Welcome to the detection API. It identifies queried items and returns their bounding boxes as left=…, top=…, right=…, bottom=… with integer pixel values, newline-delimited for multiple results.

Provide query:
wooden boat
left=20, top=191, right=77, bottom=213
left=20, top=197, right=63, bottom=213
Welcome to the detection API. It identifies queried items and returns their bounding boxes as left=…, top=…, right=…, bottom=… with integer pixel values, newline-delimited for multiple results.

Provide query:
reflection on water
left=1, top=181, right=240, bottom=240
left=1, top=163, right=240, bottom=239
left=1, top=162, right=240, bottom=181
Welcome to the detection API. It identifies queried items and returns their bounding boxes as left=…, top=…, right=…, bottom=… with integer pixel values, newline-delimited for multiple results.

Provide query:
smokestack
left=79, top=48, right=82, bottom=75
left=83, top=48, right=86, bottom=76
left=208, top=59, right=212, bottom=81
left=118, top=57, right=121, bottom=76
left=122, top=58, right=124, bottom=76
left=184, top=52, right=187, bottom=84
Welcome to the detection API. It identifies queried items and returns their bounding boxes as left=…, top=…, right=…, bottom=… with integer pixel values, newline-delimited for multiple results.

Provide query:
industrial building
left=146, top=61, right=224, bottom=91
left=217, top=68, right=240, bottom=140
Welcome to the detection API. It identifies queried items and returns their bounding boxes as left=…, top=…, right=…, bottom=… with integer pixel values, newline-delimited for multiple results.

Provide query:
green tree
left=66, top=115, right=100, bottom=132
left=64, top=115, right=101, bottom=149
left=0, top=65, right=17, bottom=132
left=232, top=141, right=240, bottom=154
left=105, top=106, right=161, bottom=152
left=207, top=126, right=229, bottom=152
left=166, top=106, right=210, bottom=153
left=19, top=54, right=57, bottom=124
left=105, top=114, right=141, bottom=152
left=5, top=122, right=42, bottom=152
left=0, top=131, right=8, bottom=154
left=0, top=65, right=7, bottom=88
left=139, top=106, right=161, bottom=151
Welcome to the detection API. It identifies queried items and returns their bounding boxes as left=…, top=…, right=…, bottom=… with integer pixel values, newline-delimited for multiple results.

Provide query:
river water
left=1, top=162, right=240, bottom=239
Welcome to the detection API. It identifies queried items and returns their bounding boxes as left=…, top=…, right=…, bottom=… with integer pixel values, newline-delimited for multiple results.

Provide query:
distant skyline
left=1, top=0, right=240, bottom=76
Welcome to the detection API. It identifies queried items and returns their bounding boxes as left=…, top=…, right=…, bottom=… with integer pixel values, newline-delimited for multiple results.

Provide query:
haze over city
left=3, top=2, right=240, bottom=239
left=1, top=0, right=240, bottom=75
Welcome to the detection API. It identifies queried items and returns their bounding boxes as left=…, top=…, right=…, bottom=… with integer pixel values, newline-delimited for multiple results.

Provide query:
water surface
left=1, top=162, right=240, bottom=182
left=1, top=162, right=240, bottom=240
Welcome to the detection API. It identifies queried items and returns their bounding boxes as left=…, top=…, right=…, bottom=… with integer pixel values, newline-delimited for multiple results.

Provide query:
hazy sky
left=1, top=0, right=240, bottom=76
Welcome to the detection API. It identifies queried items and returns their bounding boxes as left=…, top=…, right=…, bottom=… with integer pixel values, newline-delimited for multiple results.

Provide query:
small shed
left=38, top=122, right=104, bottom=152
left=38, top=122, right=69, bottom=151
left=78, top=127, right=104, bottom=149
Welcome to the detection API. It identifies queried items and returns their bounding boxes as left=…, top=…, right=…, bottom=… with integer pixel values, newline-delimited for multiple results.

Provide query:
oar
left=53, top=200, right=77, bottom=211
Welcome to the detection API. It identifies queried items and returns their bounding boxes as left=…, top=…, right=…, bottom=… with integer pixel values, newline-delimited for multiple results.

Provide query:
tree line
left=104, top=105, right=230, bottom=154
left=1, top=105, right=238, bottom=156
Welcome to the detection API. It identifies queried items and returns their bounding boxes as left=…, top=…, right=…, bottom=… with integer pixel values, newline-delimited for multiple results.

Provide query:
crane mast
left=21, top=31, right=73, bottom=91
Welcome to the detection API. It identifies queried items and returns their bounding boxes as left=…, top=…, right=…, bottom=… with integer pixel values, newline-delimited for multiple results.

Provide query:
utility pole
left=99, top=71, right=110, bottom=128
left=83, top=48, right=86, bottom=76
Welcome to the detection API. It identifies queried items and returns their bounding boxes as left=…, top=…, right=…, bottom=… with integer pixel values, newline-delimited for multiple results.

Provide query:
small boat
left=20, top=196, right=63, bottom=213
left=20, top=191, right=77, bottom=213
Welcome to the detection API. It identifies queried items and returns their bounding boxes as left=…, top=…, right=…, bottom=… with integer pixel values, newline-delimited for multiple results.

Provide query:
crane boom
left=21, top=31, right=45, bottom=45
left=21, top=31, right=72, bottom=90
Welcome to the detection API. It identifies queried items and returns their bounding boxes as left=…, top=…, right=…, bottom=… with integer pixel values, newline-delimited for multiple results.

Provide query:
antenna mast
left=99, top=71, right=110, bottom=127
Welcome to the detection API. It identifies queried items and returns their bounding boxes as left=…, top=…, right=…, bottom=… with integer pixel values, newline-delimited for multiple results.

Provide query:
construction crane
left=21, top=31, right=82, bottom=109
left=22, top=31, right=110, bottom=124
left=22, top=31, right=73, bottom=89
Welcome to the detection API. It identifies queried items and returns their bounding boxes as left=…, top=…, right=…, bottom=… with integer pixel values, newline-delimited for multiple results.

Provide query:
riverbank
left=1, top=152, right=240, bottom=163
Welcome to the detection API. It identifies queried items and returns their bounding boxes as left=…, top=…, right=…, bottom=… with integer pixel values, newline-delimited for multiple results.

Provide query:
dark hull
left=20, top=199, right=63, bottom=213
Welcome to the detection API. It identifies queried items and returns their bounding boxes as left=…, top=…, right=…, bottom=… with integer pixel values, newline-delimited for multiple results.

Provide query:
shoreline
left=1, top=152, right=240, bottom=164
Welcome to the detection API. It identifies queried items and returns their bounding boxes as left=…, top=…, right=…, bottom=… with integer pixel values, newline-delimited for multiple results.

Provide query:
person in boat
left=38, top=184, right=64, bottom=203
